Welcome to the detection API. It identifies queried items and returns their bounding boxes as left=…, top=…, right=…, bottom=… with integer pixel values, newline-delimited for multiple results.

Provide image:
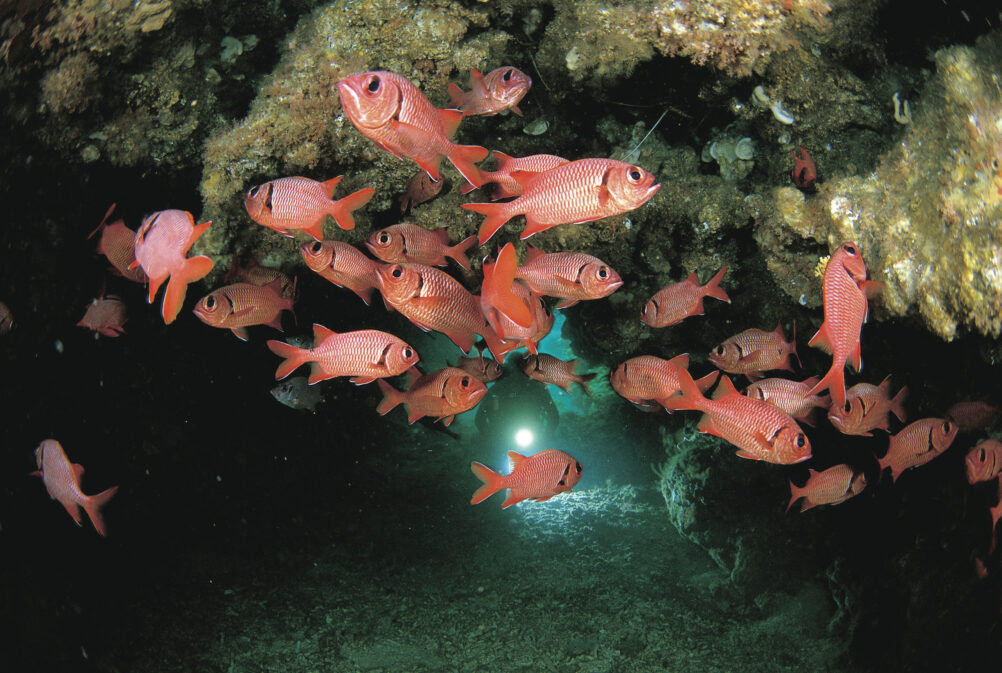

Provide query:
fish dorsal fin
left=73, top=463, right=85, bottom=480
left=524, top=245, right=544, bottom=264
left=667, top=353, right=690, bottom=370
left=507, top=451, right=527, bottom=470
left=469, top=68, right=487, bottom=96
left=684, top=271, right=700, bottom=285
left=264, top=276, right=285, bottom=296
left=322, top=176, right=343, bottom=197
left=712, top=375, right=739, bottom=400
left=432, top=227, right=450, bottom=244
left=437, top=109, right=464, bottom=139
left=808, top=468, right=820, bottom=477
left=312, top=323, right=336, bottom=344
left=493, top=151, right=513, bottom=171
left=509, top=169, right=536, bottom=189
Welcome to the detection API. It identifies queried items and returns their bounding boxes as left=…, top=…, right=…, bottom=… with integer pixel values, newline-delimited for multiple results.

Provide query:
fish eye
left=367, top=75, right=380, bottom=93
left=503, top=69, right=513, bottom=82
left=640, top=304, right=648, bottom=315
left=391, top=267, right=402, bottom=278
left=575, top=461, right=582, bottom=473
left=379, top=232, right=390, bottom=244
left=598, top=266, right=608, bottom=279
left=795, top=433, right=806, bottom=448
left=403, top=347, right=413, bottom=359
left=843, top=243, right=857, bottom=255
left=979, top=448, right=986, bottom=461
left=714, top=346, right=725, bottom=356
left=310, top=241, right=322, bottom=254
left=248, top=185, right=259, bottom=198
left=943, top=420, right=952, bottom=433
left=205, top=296, right=216, bottom=310
left=629, top=168, right=642, bottom=181
left=461, top=376, right=470, bottom=387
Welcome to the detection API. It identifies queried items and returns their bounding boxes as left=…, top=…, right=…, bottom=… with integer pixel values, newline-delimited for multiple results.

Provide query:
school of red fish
left=30, top=67, right=1001, bottom=572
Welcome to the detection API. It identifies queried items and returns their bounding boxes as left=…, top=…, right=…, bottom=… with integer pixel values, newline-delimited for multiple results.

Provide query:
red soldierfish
left=966, top=439, right=1002, bottom=485
left=455, top=351, right=504, bottom=383
left=515, top=246, right=623, bottom=309
left=610, top=354, right=718, bottom=412
left=827, top=377, right=908, bottom=436
left=224, top=255, right=296, bottom=298
left=399, top=170, right=444, bottom=212
left=481, top=242, right=533, bottom=334
left=366, top=223, right=477, bottom=271
left=267, top=324, right=419, bottom=385
left=521, top=353, right=597, bottom=394
left=946, top=400, right=1000, bottom=433
left=374, top=262, right=506, bottom=358
left=744, top=376, right=831, bottom=426
left=877, top=417, right=959, bottom=483
left=132, top=209, right=214, bottom=325
left=787, top=464, right=867, bottom=513
left=483, top=278, right=549, bottom=355
left=807, top=242, right=876, bottom=409
left=193, top=278, right=294, bottom=341
left=463, top=157, right=660, bottom=245
left=299, top=240, right=382, bottom=306
left=640, top=267, right=729, bottom=328
left=447, top=66, right=532, bottom=116
left=461, top=152, right=569, bottom=200
left=77, top=296, right=128, bottom=337
left=88, top=203, right=146, bottom=283
left=376, top=366, right=487, bottom=425
left=244, top=176, right=375, bottom=240
left=708, top=323, right=799, bottom=380
left=471, top=449, right=582, bottom=509
left=337, top=70, right=488, bottom=186
left=663, top=368, right=812, bottom=464
left=31, top=439, right=118, bottom=536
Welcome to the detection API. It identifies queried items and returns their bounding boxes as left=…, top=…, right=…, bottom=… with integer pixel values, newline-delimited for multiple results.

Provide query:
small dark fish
left=0, top=301, right=13, bottom=335
left=270, top=376, right=325, bottom=412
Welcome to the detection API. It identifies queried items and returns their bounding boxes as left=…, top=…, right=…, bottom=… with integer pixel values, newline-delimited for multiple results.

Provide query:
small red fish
left=663, top=368, right=812, bottom=464
left=244, top=176, right=375, bottom=240
left=744, top=376, right=831, bottom=426
left=337, top=70, right=487, bottom=186
left=455, top=351, right=504, bottom=383
left=224, top=254, right=296, bottom=298
left=481, top=243, right=533, bottom=336
left=827, top=377, right=908, bottom=436
left=376, top=366, right=487, bottom=425
left=708, top=323, right=799, bottom=380
left=193, top=278, right=294, bottom=341
left=132, top=209, right=214, bottom=325
left=790, top=146, right=817, bottom=189
left=267, top=324, right=419, bottom=385
left=610, top=354, right=718, bottom=412
left=966, top=439, right=1002, bottom=485
left=471, top=449, right=582, bottom=509
left=787, top=464, right=867, bottom=513
left=448, top=66, right=532, bottom=116
left=463, top=158, right=660, bottom=245
left=77, top=295, right=128, bottom=337
left=515, top=246, right=623, bottom=309
left=946, top=400, right=1000, bottom=433
left=88, top=204, right=147, bottom=283
left=0, top=300, right=13, bottom=335
left=366, top=223, right=476, bottom=271
left=300, top=240, right=382, bottom=306
left=460, top=152, right=569, bottom=200
left=30, top=439, right=118, bottom=536
left=807, top=242, right=875, bottom=409
left=374, top=262, right=505, bottom=358
left=877, top=417, right=959, bottom=483
left=482, top=277, right=549, bottom=355
left=521, top=353, right=597, bottom=394
left=640, top=267, right=729, bottom=328
left=399, top=170, right=445, bottom=212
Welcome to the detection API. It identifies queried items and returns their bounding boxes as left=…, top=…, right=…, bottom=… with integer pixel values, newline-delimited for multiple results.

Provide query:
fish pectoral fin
left=350, top=375, right=377, bottom=385
left=737, top=349, right=763, bottom=365
left=735, top=449, right=761, bottom=461
left=534, top=495, right=554, bottom=502
left=230, top=326, right=250, bottom=341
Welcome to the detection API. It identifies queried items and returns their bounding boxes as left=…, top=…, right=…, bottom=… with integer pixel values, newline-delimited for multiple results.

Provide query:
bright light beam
left=514, top=428, right=534, bottom=448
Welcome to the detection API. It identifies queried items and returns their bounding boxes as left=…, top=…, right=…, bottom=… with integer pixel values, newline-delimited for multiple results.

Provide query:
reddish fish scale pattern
left=491, top=450, right=582, bottom=506
left=709, top=325, right=796, bottom=376
left=308, top=330, right=413, bottom=380
left=195, top=283, right=291, bottom=331
left=878, top=417, right=959, bottom=482
left=271, top=179, right=333, bottom=225
left=610, top=355, right=690, bottom=404
left=828, top=380, right=906, bottom=436
left=789, top=464, right=866, bottom=512
left=745, top=377, right=828, bottom=421
left=642, top=282, right=706, bottom=327
left=506, top=160, right=634, bottom=226
left=522, top=354, right=592, bottom=392
left=702, top=395, right=802, bottom=460
left=380, top=367, right=486, bottom=422
left=367, top=224, right=458, bottom=267
left=301, top=240, right=380, bottom=303
left=515, top=250, right=621, bottom=303
left=475, top=153, right=568, bottom=198
left=78, top=298, right=128, bottom=336
left=134, top=210, right=195, bottom=279
left=96, top=221, right=146, bottom=282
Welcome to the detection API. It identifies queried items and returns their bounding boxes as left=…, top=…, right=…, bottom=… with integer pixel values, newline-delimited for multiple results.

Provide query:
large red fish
left=30, top=439, right=118, bottom=536
left=663, top=368, right=812, bottom=464
left=966, top=439, right=1002, bottom=485
left=827, top=378, right=908, bottom=436
left=461, top=152, right=569, bottom=200
left=640, top=267, right=729, bottom=328
left=744, top=376, right=831, bottom=426
left=708, top=323, right=799, bottom=380
left=267, top=324, right=419, bottom=385
left=337, top=70, right=487, bottom=186
left=193, top=279, right=294, bottom=341
left=244, top=176, right=374, bottom=240
left=877, top=417, right=958, bottom=483
left=77, top=295, right=128, bottom=337
left=447, top=66, right=532, bottom=116
left=471, top=449, right=582, bottom=509
left=515, top=246, right=623, bottom=308
left=88, top=203, right=146, bottom=283
left=366, top=223, right=476, bottom=271
left=376, top=366, right=487, bottom=425
left=300, top=240, right=382, bottom=306
left=787, top=464, right=867, bottom=513
left=374, top=262, right=506, bottom=358
left=610, top=354, right=718, bottom=412
left=807, top=242, right=875, bottom=409
left=521, top=353, right=597, bottom=394
left=131, top=209, right=214, bottom=325
left=463, top=158, right=660, bottom=245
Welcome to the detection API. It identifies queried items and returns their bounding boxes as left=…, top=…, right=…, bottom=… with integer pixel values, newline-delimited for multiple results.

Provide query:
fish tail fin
left=470, top=461, right=504, bottom=505
left=376, top=379, right=403, bottom=416
left=448, top=143, right=489, bottom=189
left=267, top=339, right=310, bottom=380
left=459, top=181, right=478, bottom=195
left=482, top=243, right=532, bottom=327
left=447, top=82, right=465, bottom=109
left=703, top=266, right=731, bottom=303
left=161, top=255, right=213, bottom=325
left=330, top=187, right=376, bottom=231
left=447, top=235, right=477, bottom=271
left=477, top=325, right=510, bottom=363
left=661, top=366, right=707, bottom=412
left=890, top=385, right=909, bottom=423
left=83, top=485, right=119, bottom=536
left=577, top=372, right=598, bottom=395
left=462, top=202, right=512, bottom=246
left=786, top=482, right=803, bottom=513
left=808, top=363, right=846, bottom=411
